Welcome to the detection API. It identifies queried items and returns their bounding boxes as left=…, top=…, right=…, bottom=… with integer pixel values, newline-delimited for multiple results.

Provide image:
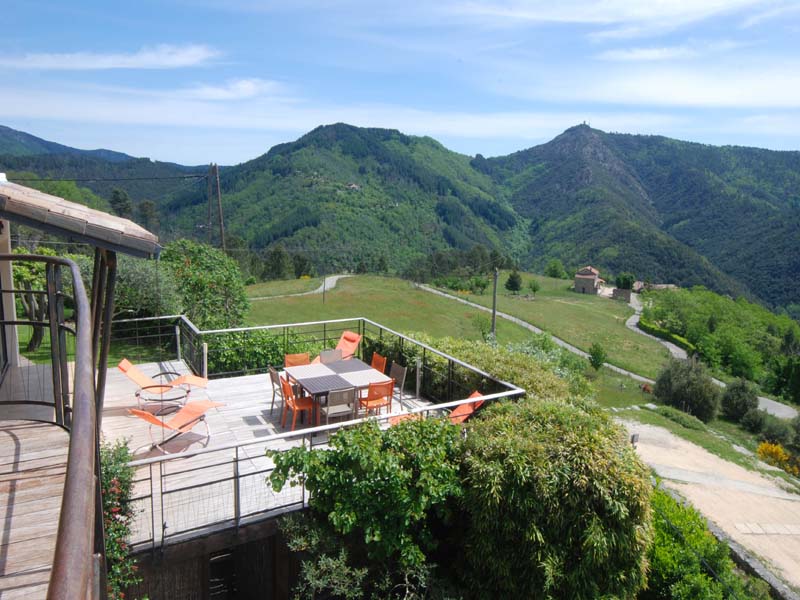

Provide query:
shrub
left=100, top=440, right=142, bottom=599
left=460, top=398, right=653, bottom=599
left=721, top=378, right=759, bottom=422
left=504, top=269, right=522, bottom=294
left=643, top=488, right=771, bottom=600
left=655, top=405, right=707, bottom=431
left=654, top=359, right=720, bottom=423
left=588, top=342, right=607, bottom=370
left=760, top=414, right=794, bottom=446
left=741, top=408, right=767, bottom=433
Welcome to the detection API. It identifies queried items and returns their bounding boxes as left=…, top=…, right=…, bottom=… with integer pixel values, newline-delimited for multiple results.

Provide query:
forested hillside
left=2, top=122, right=799, bottom=308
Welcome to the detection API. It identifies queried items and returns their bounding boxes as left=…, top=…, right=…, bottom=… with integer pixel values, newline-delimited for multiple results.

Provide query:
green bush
left=643, top=488, right=771, bottom=600
left=460, top=398, right=653, bottom=599
left=760, top=414, right=794, bottom=446
left=588, top=342, right=607, bottom=370
left=741, top=408, right=767, bottom=433
left=638, top=317, right=697, bottom=354
left=721, top=378, right=759, bottom=422
left=654, top=359, right=721, bottom=423
left=656, top=405, right=707, bottom=431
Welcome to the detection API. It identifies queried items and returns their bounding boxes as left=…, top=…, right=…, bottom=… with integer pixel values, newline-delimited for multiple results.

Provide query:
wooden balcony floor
left=0, top=419, right=68, bottom=599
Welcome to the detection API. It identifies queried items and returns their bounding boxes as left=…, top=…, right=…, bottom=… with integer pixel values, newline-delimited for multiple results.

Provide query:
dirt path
left=249, top=275, right=351, bottom=301
left=620, top=419, right=800, bottom=596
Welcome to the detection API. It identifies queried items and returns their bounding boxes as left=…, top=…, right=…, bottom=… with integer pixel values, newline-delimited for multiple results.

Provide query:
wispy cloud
left=0, top=44, right=219, bottom=70
left=182, top=79, right=287, bottom=101
left=596, top=40, right=749, bottom=61
left=741, top=2, right=800, bottom=27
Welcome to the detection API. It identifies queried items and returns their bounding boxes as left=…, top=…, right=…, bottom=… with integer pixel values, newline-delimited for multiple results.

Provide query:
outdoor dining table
left=284, top=358, right=392, bottom=424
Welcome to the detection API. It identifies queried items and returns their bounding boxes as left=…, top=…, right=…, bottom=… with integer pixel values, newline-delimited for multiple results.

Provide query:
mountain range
left=1, top=123, right=798, bottom=309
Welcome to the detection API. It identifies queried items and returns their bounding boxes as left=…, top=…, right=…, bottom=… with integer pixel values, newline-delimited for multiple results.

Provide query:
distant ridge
left=0, top=124, right=135, bottom=162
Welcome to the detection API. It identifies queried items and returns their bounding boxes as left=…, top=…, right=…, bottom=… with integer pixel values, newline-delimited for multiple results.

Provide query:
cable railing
left=0, top=254, right=102, bottom=599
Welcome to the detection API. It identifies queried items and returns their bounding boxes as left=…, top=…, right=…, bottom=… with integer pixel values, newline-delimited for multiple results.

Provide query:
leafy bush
left=100, top=441, right=142, bottom=599
left=504, top=269, right=522, bottom=293
left=759, top=414, right=794, bottom=446
left=588, top=342, right=607, bottom=370
left=460, top=398, right=653, bottom=599
left=721, top=378, right=759, bottom=422
left=741, top=408, right=767, bottom=433
left=643, top=488, right=771, bottom=600
left=756, top=442, right=799, bottom=476
left=638, top=317, right=697, bottom=354
left=656, top=405, right=707, bottom=431
left=654, top=359, right=721, bottom=423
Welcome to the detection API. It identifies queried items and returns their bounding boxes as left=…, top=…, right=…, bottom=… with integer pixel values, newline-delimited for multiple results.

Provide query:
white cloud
left=596, top=46, right=697, bottom=61
left=741, top=2, right=800, bottom=27
left=182, top=79, right=287, bottom=100
left=0, top=44, right=220, bottom=70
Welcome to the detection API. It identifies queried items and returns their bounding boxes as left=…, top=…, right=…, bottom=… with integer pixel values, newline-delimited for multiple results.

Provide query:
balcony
left=101, top=316, right=524, bottom=552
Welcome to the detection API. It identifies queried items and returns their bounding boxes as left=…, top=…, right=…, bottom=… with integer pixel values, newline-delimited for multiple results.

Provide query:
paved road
left=249, top=275, right=351, bottom=301
left=626, top=294, right=797, bottom=419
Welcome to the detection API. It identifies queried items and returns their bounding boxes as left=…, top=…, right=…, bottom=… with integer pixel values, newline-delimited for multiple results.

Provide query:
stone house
left=574, top=265, right=603, bottom=294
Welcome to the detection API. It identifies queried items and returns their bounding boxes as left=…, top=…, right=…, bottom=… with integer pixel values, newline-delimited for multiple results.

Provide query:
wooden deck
left=101, top=360, right=430, bottom=550
left=0, top=420, right=68, bottom=599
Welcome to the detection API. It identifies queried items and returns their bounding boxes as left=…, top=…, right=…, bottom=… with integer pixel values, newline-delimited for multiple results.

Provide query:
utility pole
left=214, top=163, right=226, bottom=253
left=491, top=267, right=498, bottom=341
left=206, top=164, right=213, bottom=245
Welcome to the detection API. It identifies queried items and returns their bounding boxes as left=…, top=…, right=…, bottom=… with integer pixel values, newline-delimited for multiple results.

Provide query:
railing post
left=448, top=360, right=454, bottom=403
left=234, top=446, right=241, bottom=529
left=415, top=356, right=422, bottom=401
left=202, top=342, right=208, bottom=378
left=175, top=324, right=182, bottom=362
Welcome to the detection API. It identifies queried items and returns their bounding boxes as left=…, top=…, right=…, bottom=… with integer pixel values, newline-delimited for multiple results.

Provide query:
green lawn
left=246, top=275, right=532, bottom=343
left=591, top=370, right=651, bottom=408
left=246, top=277, right=322, bottom=298
left=452, top=272, right=670, bottom=379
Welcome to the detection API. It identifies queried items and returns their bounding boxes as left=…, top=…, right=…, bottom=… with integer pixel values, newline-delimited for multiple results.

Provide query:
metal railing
left=0, top=255, right=101, bottom=599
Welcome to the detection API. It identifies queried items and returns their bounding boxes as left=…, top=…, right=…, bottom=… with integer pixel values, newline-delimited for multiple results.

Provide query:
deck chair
left=448, top=391, right=485, bottom=425
left=118, top=359, right=208, bottom=407
left=129, top=400, right=223, bottom=452
left=312, top=330, right=363, bottom=363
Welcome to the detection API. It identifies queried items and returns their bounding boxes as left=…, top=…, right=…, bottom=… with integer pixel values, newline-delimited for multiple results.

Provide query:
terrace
left=103, top=315, right=524, bottom=553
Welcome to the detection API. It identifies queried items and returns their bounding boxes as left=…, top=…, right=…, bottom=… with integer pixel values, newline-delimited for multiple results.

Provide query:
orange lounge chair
left=129, top=400, right=223, bottom=452
left=118, top=359, right=208, bottom=407
left=312, top=330, right=363, bottom=363
left=448, top=391, right=485, bottom=425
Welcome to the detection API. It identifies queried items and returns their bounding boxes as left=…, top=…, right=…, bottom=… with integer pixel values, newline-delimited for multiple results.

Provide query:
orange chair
left=359, top=379, right=394, bottom=415
left=448, top=391, right=485, bottom=425
left=118, top=359, right=208, bottom=406
left=335, top=331, right=362, bottom=359
left=370, top=352, right=387, bottom=374
left=128, top=400, right=223, bottom=452
left=285, top=353, right=310, bottom=367
left=281, top=378, right=314, bottom=431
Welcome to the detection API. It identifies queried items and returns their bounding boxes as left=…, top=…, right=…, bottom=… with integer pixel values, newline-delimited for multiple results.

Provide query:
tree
left=654, top=358, right=721, bottom=423
left=262, top=244, right=294, bottom=280
left=544, top=258, right=568, bottom=279
left=721, top=378, right=759, bottom=422
left=461, top=398, right=653, bottom=599
left=109, top=188, right=133, bottom=219
left=588, top=342, right=607, bottom=370
left=504, top=269, right=522, bottom=294
left=136, top=199, right=159, bottom=232
left=615, top=272, right=634, bottom=290
left=292, top=253, right=314, bottom=278
left=161, top=239, right=249, bottom=329
left=12, top=246, right=57, bottom=351
left=527, top=278, right=541, bottom=297
left=112, top=256, right=183, bottom=319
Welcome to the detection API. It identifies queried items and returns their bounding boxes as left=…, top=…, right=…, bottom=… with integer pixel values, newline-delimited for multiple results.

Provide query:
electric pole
left=214, top=163, right=226, bottom=253
left=491, top=267, right=498, bottom=341
left=205, top=163, right=226, bottom=253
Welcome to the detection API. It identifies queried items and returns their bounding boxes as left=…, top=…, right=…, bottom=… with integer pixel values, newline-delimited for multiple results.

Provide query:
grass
left=591, top=370, right=652, bottom=408
left=451, top=271, right=671, bottom=379
left=246, top=275, right=532, bottom=343
left=246, top=277, right=322, bottom=298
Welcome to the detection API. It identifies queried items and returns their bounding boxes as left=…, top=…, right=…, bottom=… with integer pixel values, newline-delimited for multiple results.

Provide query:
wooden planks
left=0, top=420, right=69, bottom=599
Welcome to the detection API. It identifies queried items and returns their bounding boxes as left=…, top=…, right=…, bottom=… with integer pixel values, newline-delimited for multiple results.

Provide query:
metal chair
left=389, top=362, right=408, bottom=405
left=370, top=352, right=387, bottom=374
left=359, top=379, right=394, bottom=415
left=268, top=366, right=285, bottom=414
left=319, top=387, right=357, bottom=425
left=319, top=349, right=343, bottom=364
left=285, top=352, right=310, bottom=367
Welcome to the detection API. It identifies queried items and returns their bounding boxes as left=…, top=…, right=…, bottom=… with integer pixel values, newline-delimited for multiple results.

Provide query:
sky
left=3, top=0, right=800, bottom=165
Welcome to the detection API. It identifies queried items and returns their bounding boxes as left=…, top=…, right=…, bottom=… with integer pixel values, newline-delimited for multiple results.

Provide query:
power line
left=8, top=175, right=206, bottom=183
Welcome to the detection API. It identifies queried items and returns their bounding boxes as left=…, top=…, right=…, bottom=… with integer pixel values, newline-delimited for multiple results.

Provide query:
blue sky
left=3, top=0, right=800, bottom=164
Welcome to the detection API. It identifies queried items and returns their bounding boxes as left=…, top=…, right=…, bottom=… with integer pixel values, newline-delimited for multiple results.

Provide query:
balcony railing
left=0, top=254, right=102, bottom=599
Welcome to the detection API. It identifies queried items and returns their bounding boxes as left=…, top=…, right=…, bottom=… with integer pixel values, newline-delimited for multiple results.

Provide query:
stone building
left=574, top=265, right=603, bottom=294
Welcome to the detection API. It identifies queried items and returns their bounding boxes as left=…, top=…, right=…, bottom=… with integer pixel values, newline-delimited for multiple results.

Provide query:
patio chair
left=118, top=358, right=208, bottom=407
left=319, top=349, right=343, bottom=364
left=389, top=362, right=407, bottom=404
left=311, top=331, right=362, bottom=363
left=128, top=400, right=223, bottom=452
left=448, top=391, right=485, bottom=425
left=268, top=366, right=286, bottom=414
left=359, top=379, right=394, bottom=416
left=370, top=352, right=387, bottom=374
left=285, top=353, right=310, bottom=367
left=281, top=378, right=314, bottom=431
left=319, top=387, right=357, bottom=425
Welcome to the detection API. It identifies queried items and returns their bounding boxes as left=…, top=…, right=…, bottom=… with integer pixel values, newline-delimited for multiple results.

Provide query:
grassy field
left=246, top=275, right=532, bottom=343
left=246, top=277, right=322, bottom=298
left=452, top=272, right=670, bottom=379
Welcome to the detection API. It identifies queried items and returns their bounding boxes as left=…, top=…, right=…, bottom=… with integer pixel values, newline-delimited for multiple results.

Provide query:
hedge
left=638, top=317, right=697, bottom=354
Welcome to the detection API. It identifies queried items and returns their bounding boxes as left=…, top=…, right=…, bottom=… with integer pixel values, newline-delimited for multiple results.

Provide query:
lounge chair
left=129, top=400, right=223, bottom=452
left=312, top=331, right=362, bottom=363
left=448, top=391, right=485, bottom=424
left=118, top=359, right=208, bottom=407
